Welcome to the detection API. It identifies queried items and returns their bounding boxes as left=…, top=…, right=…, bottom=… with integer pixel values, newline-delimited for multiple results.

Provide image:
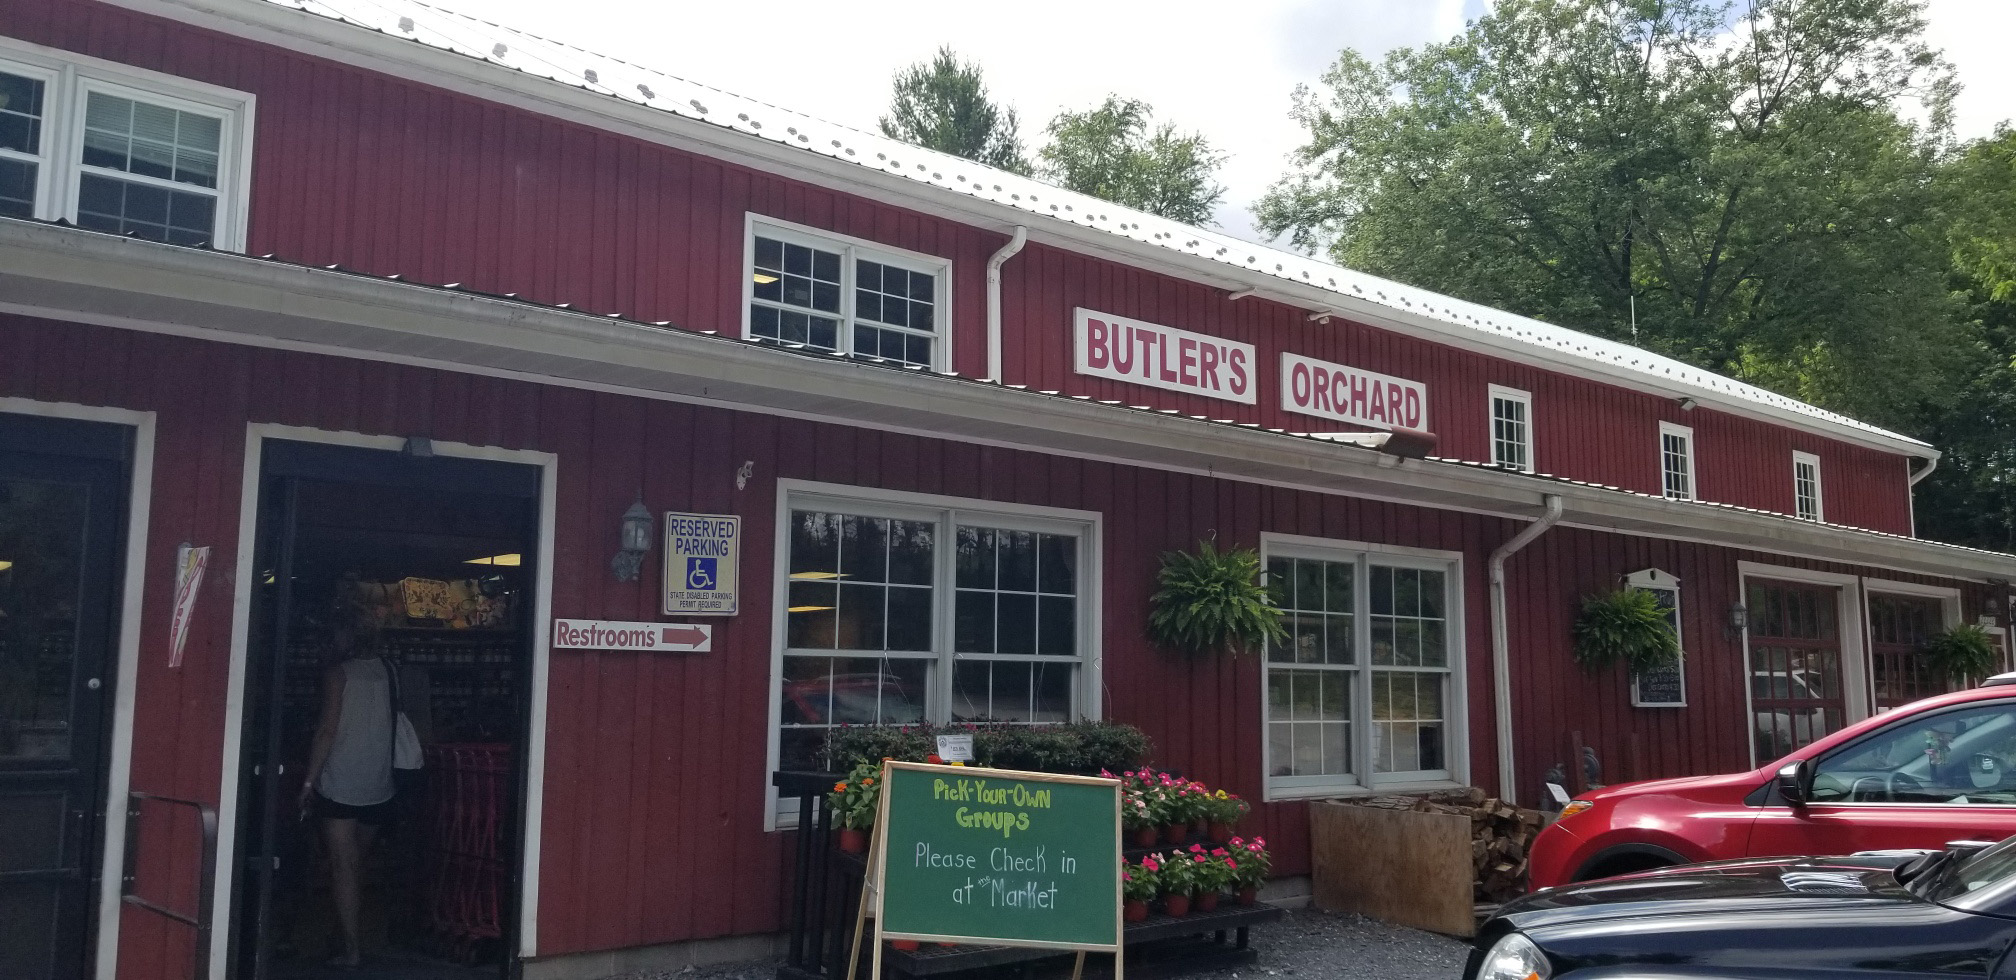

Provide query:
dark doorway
left=0, top=413, right=133, bottom=980
left=229, top=441, right=540, bottom=980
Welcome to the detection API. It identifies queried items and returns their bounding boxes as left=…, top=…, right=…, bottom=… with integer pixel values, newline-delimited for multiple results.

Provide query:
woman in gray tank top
left=297, top=619, right=398, bottom=967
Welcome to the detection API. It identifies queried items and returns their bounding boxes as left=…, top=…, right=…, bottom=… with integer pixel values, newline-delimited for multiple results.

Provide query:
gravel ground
left=604, top=908, right=1471, bottom=980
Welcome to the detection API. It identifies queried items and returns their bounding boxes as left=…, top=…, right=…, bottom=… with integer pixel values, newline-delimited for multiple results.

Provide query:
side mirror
left=1777, top=759, right=1814, bottom=806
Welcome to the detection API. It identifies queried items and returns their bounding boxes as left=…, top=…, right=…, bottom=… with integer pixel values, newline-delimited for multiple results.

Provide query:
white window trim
left=1487, top=384, right=1534, bottom=473
left=1259, top=532, right=1469, bottom=801
left=0, top=35, right=254, bottom=252
left=1659, top=421, right=1696, bottom=501
left=1737, top=562, right=1869, bottom=766
left=1625, top=568, right=1685, bottom=707
left=765, top=479, right=1100, bottom=829
left=1792, top=450, right=1823, bottom=522
left=741, top=213, right=954, bottom=371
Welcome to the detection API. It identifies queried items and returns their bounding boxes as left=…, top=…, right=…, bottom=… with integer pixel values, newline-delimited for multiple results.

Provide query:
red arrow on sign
left=661, top=625, right=709, bottom=647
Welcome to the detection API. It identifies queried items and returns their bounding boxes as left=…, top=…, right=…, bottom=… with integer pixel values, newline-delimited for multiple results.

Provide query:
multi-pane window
left=1793, top=451, right=1822, bottom=522
left=747, top=221, right=947, bottom=369
left=0, top=46, right=248, bottom=250
left=774, top=493, right=1091, bottom=787
left=1266, top=542, right=1459, bottom=796
left=1660, top=422, right=1696, bottom=501
left=0, top=70, right=46, bottom=219
left=1488, top=385, right=1532, bottom=472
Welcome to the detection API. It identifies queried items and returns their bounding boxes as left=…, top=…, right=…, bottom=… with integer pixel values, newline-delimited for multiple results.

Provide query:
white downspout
left=986, top=225, right=1027, bottom=382
left=1909, top=456, right=1938, bottom=486
left=1490, top=494, right=1563, bottom=806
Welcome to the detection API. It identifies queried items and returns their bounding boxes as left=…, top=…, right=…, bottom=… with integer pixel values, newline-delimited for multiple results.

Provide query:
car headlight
left=1558, top=800, right=1593, bottom=819
left=1475, top=932, right=1551, bottom=980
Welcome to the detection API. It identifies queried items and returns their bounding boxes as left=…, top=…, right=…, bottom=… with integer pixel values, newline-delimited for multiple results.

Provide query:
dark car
left=1467, top=838, right=2016, bottom=979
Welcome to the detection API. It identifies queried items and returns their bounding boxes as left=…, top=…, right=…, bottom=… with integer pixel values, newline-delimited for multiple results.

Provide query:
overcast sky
left=466, top=0, right=2015, bottom=245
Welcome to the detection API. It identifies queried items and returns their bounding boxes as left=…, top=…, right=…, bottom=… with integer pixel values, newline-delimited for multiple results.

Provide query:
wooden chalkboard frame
left=855, top=761, right=1123, bottom=980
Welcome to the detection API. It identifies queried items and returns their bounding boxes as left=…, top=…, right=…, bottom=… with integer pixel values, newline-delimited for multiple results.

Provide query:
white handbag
left=384, top=659, right=425, bottom=771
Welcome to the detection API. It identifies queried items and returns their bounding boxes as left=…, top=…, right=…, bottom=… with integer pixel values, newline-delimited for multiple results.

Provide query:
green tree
left=1257, top=0, right=1964, bottom=427
left=879, top=46, right=1031, bottom=175
left=1039, top=96, right=1227, bottom=226
left=1915, top=128, right=2016, bottom=550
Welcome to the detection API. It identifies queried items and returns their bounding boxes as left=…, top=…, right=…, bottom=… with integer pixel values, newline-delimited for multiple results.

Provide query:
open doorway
left=229, top=441, right=541, bottom=980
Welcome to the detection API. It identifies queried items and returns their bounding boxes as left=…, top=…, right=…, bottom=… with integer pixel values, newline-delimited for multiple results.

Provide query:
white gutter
left=1910, top=456, right=1938, bottom=486
left=985, top=225, right=1027, bottom=382
left=1490, top=494, right=1564, bottom=806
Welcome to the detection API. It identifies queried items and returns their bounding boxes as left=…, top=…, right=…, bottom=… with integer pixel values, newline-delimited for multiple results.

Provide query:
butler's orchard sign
left=1073, top=308, right=1256, bottom=404
left=1281, top=352, right=1428, bottom=431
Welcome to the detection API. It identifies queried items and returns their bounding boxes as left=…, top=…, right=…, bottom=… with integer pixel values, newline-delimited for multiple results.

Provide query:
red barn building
left=0, top=1, right=2011, bottom=978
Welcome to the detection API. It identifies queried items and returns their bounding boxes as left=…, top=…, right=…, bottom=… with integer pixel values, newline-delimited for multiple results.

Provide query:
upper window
left=1793, top=451, right=1823, bottom=522
left=0, top=42, right=251, bottom=250
left=771, top=486, right=1095, bottom=804
left=1659, top=422, right=1696, bottom=501
left=1488, top=385, right=1532, bottom=472
left=1263, top=537, right=1463, bottom=798
left=745, top=218, right=950, bottom=370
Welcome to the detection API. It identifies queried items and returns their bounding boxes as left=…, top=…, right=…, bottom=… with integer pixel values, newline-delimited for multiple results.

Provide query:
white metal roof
left=250, top=0, right=1931, bottom=453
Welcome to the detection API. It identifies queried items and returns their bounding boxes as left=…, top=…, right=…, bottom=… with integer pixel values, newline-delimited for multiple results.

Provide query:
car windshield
left=1916, top=838, right=2016, bottom=904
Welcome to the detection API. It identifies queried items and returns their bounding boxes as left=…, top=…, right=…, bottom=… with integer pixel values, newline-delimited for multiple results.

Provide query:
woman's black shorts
left=312, top=791, right=397, bottom=826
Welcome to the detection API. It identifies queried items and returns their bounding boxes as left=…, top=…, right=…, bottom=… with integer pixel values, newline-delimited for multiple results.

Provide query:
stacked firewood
left=1334, top=787, right=1549, bottom=904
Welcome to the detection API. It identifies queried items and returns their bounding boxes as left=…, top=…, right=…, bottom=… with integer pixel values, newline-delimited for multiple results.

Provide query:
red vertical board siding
left=2, top=0, right=1917, bottom=533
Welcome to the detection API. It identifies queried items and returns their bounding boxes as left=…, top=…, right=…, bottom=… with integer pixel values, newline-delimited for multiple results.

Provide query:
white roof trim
left=101, top=0, right=1932, bottom=458
left=0, top=217, right=1998, bottom=582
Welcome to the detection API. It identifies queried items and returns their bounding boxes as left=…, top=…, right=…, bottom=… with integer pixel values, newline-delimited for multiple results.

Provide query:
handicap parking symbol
left=686, top=556, right=718, bottom=591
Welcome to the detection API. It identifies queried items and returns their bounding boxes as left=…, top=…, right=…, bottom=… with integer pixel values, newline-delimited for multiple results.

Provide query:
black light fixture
left=611, top=494, right=654, bottom=582
left=1726, top=602, right=1749, bottom=640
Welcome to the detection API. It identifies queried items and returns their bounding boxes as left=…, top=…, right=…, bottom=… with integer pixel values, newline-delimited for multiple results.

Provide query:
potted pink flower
left=1228, top=836, right=1272, bottom=905
left=1122, top=858, right=1158, bottom=921
left=1154, top=850, right=1197, bottom=917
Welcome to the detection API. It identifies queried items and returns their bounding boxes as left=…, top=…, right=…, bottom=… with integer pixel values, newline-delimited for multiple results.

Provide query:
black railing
left=123, top=791, right=219, bottom=980
left=775, top=770, right=850, bottom=980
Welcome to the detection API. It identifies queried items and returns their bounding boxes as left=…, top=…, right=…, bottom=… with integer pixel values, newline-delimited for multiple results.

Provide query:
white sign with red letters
left=1073, top=308, right=1256, bottom=404
left=550, top=618, right=712, bottom=652
left=1280, top=352, right=1429, bottom=431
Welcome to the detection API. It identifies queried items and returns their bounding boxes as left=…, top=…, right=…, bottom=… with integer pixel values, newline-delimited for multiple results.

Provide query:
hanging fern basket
left=1923, top=624, right=1999, bottom=683
left=1572, top=588, right=1680, bottom=674
left=1147, top=539, right=1288, bottom=658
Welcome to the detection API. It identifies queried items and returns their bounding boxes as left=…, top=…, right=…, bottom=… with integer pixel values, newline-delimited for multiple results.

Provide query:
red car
left=1529, top=676, right=2016, bottom=888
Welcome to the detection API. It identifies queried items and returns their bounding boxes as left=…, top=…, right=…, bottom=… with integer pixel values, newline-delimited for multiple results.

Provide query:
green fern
left=1924, top=624, right=1999, bottom=683
left=1572, top=588, right=1680, bottom=673
left=1147, top=539, right=1288, bottom=657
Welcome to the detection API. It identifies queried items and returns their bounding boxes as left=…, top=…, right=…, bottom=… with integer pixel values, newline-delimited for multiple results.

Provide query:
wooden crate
left=1309, top=800, right=1476, bottom=937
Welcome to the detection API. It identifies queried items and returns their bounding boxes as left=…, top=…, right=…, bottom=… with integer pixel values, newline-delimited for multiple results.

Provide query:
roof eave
left=98, top=0, right=1935, bottom=462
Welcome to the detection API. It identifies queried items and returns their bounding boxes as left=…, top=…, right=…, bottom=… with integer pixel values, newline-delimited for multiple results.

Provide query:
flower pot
left=1192, top=819, right=1209, bottom=837
left=838, top=828, right=867, bottom=854
left=1132, top=826, right=1159, bottom=848
left=1195, top=891, right=1220, bottom=913
left=1208, top=822, right=1233, bottom=844
left=1162, top=893, right=1192, bottom=917
left=1162, top=823, right=1187, bottom=845
left=891, top=940, right=920, bottom=952
left=1124, top=899, right=1149, bottom=922
left=1236, top=886, right=1258, bottom=906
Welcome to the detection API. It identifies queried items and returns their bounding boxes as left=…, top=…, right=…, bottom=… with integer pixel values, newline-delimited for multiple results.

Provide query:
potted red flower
left=1122, top=858, right=1158, bottom=922
left=1203, top=789, right=1248, bottom=842
left=1227, top=835, right=1271, bottom=905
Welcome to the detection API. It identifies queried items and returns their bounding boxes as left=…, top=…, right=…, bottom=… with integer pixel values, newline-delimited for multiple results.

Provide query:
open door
left=230, top=441, right=539, bottom=980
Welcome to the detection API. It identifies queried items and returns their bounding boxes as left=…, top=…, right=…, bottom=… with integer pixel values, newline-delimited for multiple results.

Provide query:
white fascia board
left=97, top=0, right=1932, bottom=461
left=0, top=219, right=1995, bottom=581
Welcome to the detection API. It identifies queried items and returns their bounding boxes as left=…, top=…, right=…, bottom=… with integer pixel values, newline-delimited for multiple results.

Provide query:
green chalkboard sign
left=872, top=762, right=1122, bottom=950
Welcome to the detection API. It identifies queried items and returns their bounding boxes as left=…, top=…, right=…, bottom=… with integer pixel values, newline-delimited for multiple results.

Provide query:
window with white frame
left=1659, top=422, right=1696, bottom=501
left=745, top=218, right=949, bottom=369
left=0, top=42, right=251, bottom=250
left=1626, top=568, right=1685, bottom=707
left=1489, top=385, right=1533, bottom=472
left=1793, top=451, right=1823, bottom=522
left=773, top=488, right=1093, bottom=781
left=1264, top=540, right=1461, bottom=796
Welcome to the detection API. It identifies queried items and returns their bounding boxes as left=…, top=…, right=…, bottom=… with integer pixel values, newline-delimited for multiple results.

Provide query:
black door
left=0, top=417, right=132, bottom=980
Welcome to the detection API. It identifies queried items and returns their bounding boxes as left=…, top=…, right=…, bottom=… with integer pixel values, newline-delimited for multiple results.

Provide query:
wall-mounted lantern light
left=1726, top=602, right=1749, bottom=640
left=611, top=495, right=654, bottom=582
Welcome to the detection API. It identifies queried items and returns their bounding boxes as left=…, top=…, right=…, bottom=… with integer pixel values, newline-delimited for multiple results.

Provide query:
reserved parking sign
left=662, top=512, right=740, bottom=616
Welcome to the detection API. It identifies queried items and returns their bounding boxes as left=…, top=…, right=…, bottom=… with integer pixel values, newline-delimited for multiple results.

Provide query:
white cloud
left=1923, top=0, right=2016, bottom=140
